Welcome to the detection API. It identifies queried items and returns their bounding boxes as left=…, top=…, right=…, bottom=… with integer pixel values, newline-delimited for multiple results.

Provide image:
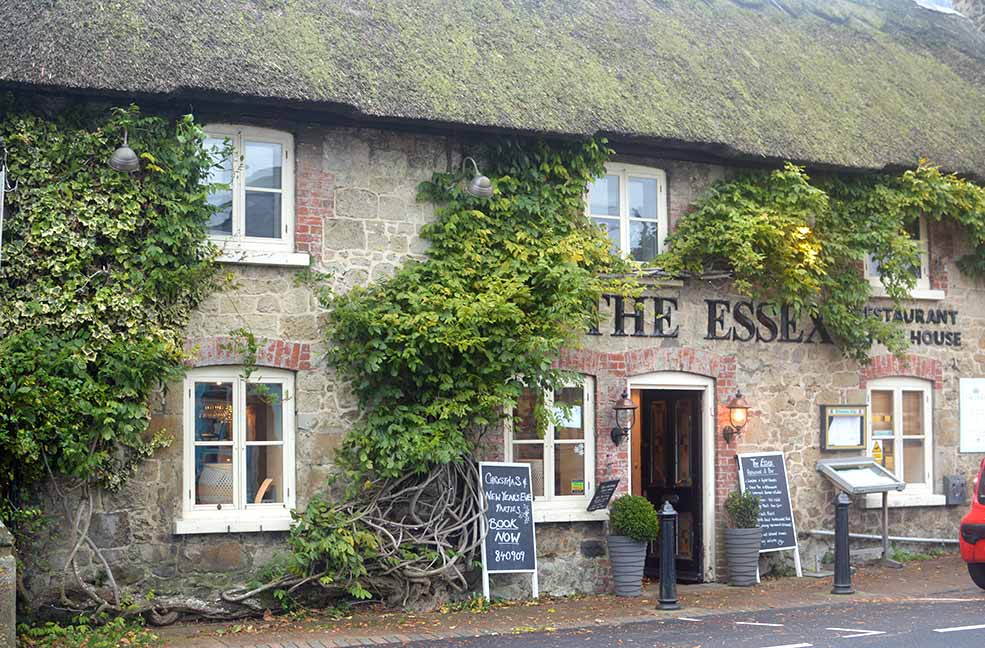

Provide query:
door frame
left=626, top=371, right=716, bottom=583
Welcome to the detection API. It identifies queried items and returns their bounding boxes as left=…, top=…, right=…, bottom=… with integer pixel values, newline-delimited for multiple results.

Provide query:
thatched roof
left=2, top=0, right=985, bottom=174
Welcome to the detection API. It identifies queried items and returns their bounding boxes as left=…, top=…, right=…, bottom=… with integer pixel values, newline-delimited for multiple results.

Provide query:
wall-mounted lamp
left=462, top=157, right=493, bottom=198
left=722, top=390, right=750, bottom=445
left=108, top=129, right=140, bottom=173
left=610, top=389, right=638, bottom=445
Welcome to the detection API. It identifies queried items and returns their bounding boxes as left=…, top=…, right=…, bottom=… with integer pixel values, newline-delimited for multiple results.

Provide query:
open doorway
left=628, top=373, right=716, bottom=583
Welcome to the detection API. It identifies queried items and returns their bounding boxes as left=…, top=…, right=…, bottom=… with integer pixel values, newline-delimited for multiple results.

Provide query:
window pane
left=247, top=445, right=284, bottom=504
left=513, top=388, right=540, bottom=440
left=902, top=391, right=924, bottom=437
left=675, top=399, right=692, bottom=487
left=195, top=446, right=234, bottom=506
left=878, top=437, right=895, bottom=473
left=513, top=444, right=545, bottom=497
left=630, top=220, right=658, bottom=262
left=247, top=383, right=283, bottom=442
left=903, top=438, right=925, bottom=484
left=871, top=390, right=894, bottom=440
left=207, top=191, right=233, bottom=235
left=592, top=217, right=620, bottom=253
left=554, top=386, right=585, bottom=440
left=195, top=382, right=233, bottom=441
left=245, top=141, right=282, bottom=189
left=588, top=175, right=619, bottom=216
left=245, top=191, right=282, bottom=238
left=628, top=176, right=657, bottom=220
left=904, top=218, right=921, bottom=241
left=204, top=136, right=233, bottom=236
left=554, top=443, right=586, bottom=496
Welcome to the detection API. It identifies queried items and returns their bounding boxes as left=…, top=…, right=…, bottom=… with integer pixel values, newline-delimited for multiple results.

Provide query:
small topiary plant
left=725, top=490, right=761, bottom=529
left=609, top=495, right=659, bottom=542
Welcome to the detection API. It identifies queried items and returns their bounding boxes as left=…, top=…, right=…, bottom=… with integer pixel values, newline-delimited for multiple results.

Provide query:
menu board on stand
left=737, top=451, right=803, bottom=579
left=478, top=462, right=538, bottom=599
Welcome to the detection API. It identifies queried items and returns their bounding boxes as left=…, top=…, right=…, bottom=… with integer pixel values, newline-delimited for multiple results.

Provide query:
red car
left=960, top=457, right=985, bottom=588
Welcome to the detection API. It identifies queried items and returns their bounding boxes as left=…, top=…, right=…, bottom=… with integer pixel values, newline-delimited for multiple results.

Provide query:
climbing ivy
left=0, top=103, right=219, bottom=524
left=656, top=162, right=985, bottom=362
left=320, top=138, right=633, bottom=481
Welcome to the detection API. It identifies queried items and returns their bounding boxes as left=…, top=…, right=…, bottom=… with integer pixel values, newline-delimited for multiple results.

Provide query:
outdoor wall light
left=462, top=157, right=493, bottom=198
left=722, top=390, right=750, bottom=445
left=108, top=129, right=140, bottom=173
left=610, top=389, right=638, bottom=445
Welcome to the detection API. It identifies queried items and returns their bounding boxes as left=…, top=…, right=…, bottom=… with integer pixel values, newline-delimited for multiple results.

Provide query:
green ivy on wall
left=0, top=103, right=218, bottom=526
left=656, top=162, right=985, bottom=362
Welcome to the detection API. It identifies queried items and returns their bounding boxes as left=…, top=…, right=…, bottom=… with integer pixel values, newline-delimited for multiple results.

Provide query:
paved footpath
left=159, top=554, right=981, bottom=648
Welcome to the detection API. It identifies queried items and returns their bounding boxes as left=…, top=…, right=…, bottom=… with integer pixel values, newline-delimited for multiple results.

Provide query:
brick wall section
left=859, top=353, right=943, bottom=390
left=185, top=336, right=312, bottom=371
left=555, top=347, right=740, bottom=578
left=294, top=129, right=331, bottom=260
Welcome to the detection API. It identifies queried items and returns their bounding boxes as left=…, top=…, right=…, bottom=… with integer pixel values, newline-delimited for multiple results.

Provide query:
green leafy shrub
left=0, top=102, right=218, bottom=523
left=609, top=495, right=659, bottom=542
left=656, top=162, right=985, bottom=361
left=18, top=616, right=161, bottom=648
left=724, top=490, right=761, bottom=529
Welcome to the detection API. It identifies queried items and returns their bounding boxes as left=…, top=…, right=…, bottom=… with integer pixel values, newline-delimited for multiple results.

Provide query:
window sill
left=533, top=506, right=609, bottom=523
left=862, top=492, right=946, bottom=509
left=217, top=250, right=311, bottom=267
left=868, top=288, right=946, bottom=302
left=174, top=515, right=293, bottom=535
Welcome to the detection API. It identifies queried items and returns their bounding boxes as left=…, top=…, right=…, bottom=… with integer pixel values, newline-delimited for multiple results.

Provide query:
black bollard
left=831, top=491, right=854, bottom=595
left=658, top=501, right=680, bottom=610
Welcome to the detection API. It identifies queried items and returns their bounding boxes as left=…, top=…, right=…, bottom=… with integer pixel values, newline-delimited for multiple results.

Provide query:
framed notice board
left=819, top=404, right=866, bottom=451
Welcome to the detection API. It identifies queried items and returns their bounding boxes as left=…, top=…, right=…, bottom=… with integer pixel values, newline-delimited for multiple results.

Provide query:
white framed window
left=865, top=216, right=933, bottom=295
left=205, top=125, right=306, bottom=265
left=176, top=367, right=296, bottom=534
left=506, top=377, right=604, bottom=522
left=587, top=163, right=668, bottom=262
left=866, top=377, right=941, bottom=507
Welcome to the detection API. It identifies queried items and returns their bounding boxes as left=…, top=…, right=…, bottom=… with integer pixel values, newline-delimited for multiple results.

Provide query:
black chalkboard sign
left=737, top=452, right=798, bottom=552
left=587, top=479, right=620, bottom=512
left=479, top=462, right=537, bottom=574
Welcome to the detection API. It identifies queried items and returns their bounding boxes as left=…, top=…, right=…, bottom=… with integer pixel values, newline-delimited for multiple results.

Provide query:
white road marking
left=736, top=621, right=785, bottom=627
left=677, top=617, right=703, bottom=622
left=826, top=627, right=886, bottom=638
left=933, top=623, right=985, bottom=633
left=912, top=597, right=978, bottom=602
left=758, top=644, right=811, bottom=648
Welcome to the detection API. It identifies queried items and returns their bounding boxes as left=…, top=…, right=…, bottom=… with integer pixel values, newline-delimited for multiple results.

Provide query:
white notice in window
left=960, top=378, right=985, bottom=453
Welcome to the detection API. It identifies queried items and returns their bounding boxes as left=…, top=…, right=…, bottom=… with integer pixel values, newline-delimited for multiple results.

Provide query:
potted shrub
left=724, top=489, right=762, bottom=586
left=607, top=494, right=659, bottom=597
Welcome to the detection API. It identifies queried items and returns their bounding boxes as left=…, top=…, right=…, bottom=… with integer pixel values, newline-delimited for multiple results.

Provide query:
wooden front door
left=641, top=390, right=703, bottom=582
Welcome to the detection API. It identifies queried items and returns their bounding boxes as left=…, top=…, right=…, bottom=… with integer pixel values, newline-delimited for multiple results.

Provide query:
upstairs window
left=865, top=216, right=931, bottom=293
left=587, top=163, right=668, bottom=262
left=204, top=125, right=295, bottom=254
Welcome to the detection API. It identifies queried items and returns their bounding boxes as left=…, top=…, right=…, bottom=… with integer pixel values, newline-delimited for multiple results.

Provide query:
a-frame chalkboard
left=736, top=451, right=803, bottom=578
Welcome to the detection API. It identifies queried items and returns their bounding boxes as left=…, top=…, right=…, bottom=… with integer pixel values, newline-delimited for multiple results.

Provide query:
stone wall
left=0, top=522, right=14, bottom=648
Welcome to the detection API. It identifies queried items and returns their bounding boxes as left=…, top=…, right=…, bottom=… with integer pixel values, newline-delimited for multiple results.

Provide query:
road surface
left=403, top=594, right=985, bottom=647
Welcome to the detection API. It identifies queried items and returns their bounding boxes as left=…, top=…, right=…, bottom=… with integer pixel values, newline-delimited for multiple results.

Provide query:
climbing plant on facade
left=655, top=162, right=985, bottom=362
left=238, top=138, right=635, bottom=609
left=0, top=101, right=219, bottom=616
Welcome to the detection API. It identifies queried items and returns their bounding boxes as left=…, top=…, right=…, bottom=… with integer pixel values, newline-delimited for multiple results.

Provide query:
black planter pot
left=724, top=527, right=762, bottom=586
left=607, top=535, right=647, bottom=597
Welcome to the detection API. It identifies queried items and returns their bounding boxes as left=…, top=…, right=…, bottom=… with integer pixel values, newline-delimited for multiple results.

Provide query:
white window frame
left=864, top=377, right=944, bottom=508
left=586, top=162, right=669, bottom=261
left=865, top=215, right=942, bottom=300
left=505, top=377, right=606, bottom=523
left=175, top=367, right=296, bottom=534
left=205, top=125, right=308, bottom=266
